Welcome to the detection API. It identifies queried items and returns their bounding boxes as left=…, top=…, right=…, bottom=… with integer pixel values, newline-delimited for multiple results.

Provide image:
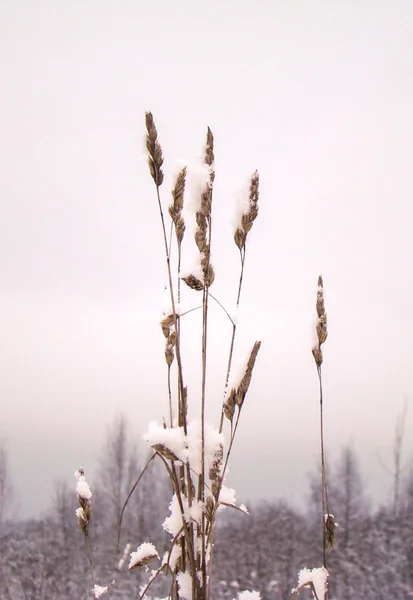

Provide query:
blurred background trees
left=1, top=415, right=412, bottom=599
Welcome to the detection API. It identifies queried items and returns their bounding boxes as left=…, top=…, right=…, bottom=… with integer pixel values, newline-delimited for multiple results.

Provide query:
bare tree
left=392, top=399, right=408, bottom=514
left=377, top=399, right=409, bottom=515
left=0, top=439, right=14, bottom=525
left=95, top=415, right=139, bottom=546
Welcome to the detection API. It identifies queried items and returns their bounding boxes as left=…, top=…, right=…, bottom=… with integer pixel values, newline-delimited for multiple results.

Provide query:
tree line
left=0, top=415, right=412, bottom=599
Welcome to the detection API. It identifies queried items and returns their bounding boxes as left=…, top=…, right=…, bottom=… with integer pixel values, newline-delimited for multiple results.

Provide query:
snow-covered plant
left=75, top=468, right=94, bottom=578
left=312, top=276, right=336, bottom=569
left=289, top=277, right=335, bottom=600
left=76, top=113, right=262, bottom=600
left=134, top=113, right=262, bottom=600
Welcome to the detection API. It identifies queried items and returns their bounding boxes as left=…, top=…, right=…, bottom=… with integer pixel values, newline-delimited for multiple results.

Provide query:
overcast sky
left=1, top=0, right=413, bottom=519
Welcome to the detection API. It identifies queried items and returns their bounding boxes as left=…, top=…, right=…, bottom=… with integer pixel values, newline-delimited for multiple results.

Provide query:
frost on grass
left=129, top=542, right=159, bottom=570
left=237, top=591, right=262, bottom=600
left=92, top=584, right=108, bottom=598
left=292, top=567, right=328, bottom=600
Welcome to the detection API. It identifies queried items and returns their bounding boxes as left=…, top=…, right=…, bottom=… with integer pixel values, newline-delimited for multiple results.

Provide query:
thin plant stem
left=199, top=207, right=213, bottom=598
left=84, top=532, right=94, bottom=585
left=318, top=364, right=328, bottom=577
left=179, top=305, right=202, bottom=318
left=208, top=292, right=235, bottom=326
left=117, top=452, right=157, bottom=550
left=205, top=406, right=243, bottom=550
left=219, top=245, right=246, bottom=433
left=154, top=185, right=186, bottom=434
left=156, top=455, right=196, bottom=572
left=176, top=244, right=182, bottom=427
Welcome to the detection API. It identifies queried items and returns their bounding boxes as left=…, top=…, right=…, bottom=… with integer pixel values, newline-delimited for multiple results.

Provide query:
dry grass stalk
left=220, top=171, right=260, bottom=435
left=75, top=468, right=94, bottom=583
left=145, top=112, right=164, bottom=187
left=312, top=275, right=333, bottom=593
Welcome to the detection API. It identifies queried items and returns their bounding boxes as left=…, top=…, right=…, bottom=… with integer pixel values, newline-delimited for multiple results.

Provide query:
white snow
left=295, top=567, right=328, bottom=600
left=92, top=584, right=108, bottom=598
left=163, top=493, right=188, bottom=536
left=226, top=344, right=255, bottom=393
left=218, top=485, right=237, bottom=508
left=74, top=469, right=92, bottom=500
left=161, top=287, right=181, bottom=318
left=176, top=570, right=193, bottom=600
left=75, top=507, right=86, bottom=521
left=76, top=479, right=92, bottom=501
left=232, top=176, right=253, bottom=233
left=186, top=421, right=223, bottom=477
left=143, top=421, right=188, bottom=462
left=163, top=544, right=181, bottom=571
left=129, top=542, right=159, bottom=570
left=237, top=591, right=261, bottom=600
left=183, top=161, right=212, bottom=215
left=180, top=253, right=205, bottom=283
left=188, top=500, right=204, bottom=526
left=311, top=314, right=321, bottom=350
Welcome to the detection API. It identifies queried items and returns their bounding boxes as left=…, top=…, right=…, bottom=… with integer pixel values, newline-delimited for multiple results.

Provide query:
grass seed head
left=312, top=275, right=328, bottom=367
left=312, top=346, right=323, bottom=367
left=235, top=341, right=261, bottom=406
left=152, top=443, right=179, bottom=462
left=204, top=127, right=214, bottom=168
left=316, top=314, right=328, bottom=345
left=325, top=514, right=337, bottom=550
left=145, top=112, right=164, bottom=186
left=165, top=343, right=174, bottom=366
left=171, top=167, right=187, bottom=215
left=233, top=170, right=259, bottom=248
left=234, top=227, right=246, bottom=250
left=182, top=275, right=204, bottom=291
left=223, top=388, right=237, bottom=422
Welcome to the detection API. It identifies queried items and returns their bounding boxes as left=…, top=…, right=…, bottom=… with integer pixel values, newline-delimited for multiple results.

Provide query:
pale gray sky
left=1, top=0, right=413, bottom=518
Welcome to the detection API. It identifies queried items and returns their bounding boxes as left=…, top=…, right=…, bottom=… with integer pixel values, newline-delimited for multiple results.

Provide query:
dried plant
left=84, top=112, right=262, bottom=600
left=312, top=276, right=335, bottom=597
left=73, top=115, right=339, bottom=600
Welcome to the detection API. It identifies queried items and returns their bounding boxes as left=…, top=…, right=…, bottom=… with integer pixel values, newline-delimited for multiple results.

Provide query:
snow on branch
left=92, top=584, right=108, bottom=598
left=129, top=542, right=159, bottom=570
left=143, top=421, right=188, bottom=462
left=290, top=567, right=328, bottom=600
